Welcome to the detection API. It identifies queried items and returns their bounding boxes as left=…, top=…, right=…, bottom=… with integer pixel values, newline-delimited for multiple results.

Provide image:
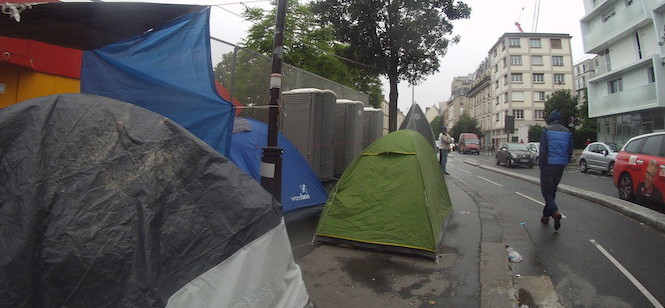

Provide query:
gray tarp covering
left=0, top=94, right=308, bottom=307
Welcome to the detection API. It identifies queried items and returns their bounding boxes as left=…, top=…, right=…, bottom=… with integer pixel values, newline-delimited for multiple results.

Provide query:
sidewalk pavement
left=286, top=175, right=517, bottom=308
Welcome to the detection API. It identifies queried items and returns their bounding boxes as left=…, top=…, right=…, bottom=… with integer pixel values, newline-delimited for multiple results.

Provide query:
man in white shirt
left=438, top=126, right=452, bottom=175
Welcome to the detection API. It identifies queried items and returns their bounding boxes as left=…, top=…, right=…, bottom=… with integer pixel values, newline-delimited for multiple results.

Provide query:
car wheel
left=535, top=157, right=539, bottom=165
left=580, top=159, right=588, bottom=173
left=618, top=173, right=635, bottom=201
left=506, top=158, right=511, bottom=168
left=529, top=163, right=534, bottom=168
left=495, top=156, right=500, bottom=165
left=608, top=161, right=615, bottom=176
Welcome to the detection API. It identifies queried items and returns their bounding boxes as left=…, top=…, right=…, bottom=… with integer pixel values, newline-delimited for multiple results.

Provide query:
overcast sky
left=103, top=0, right=591, bottom=113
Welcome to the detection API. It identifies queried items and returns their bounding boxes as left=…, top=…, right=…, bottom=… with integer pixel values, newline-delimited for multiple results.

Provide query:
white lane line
left=589, top=239, right=664, bottom=308
left=515, top=192, right=545, bottom=206
left=458, top=168, right=471, bottom=174
left=478, top=176, right=503, bottom=187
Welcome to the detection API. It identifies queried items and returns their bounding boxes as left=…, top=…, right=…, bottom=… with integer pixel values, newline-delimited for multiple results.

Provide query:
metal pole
left=261, top=0, right=287, bottom=202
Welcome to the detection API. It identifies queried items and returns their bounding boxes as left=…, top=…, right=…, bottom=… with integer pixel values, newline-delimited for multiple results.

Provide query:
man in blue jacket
left=539, top=109, right=573, bottom=230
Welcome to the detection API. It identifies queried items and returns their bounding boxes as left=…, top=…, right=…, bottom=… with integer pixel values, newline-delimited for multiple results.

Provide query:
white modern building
left=580, top=0, right=665, bottom=144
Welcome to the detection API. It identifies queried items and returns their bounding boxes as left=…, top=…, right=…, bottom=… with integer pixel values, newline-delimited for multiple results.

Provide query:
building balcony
left=589, top=82, right=657, bottom=117
left=581, top=2, right=651, bottom=54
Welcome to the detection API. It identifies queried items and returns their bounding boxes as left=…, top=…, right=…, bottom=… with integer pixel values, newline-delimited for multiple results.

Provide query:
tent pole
left=261, top=0, right=287, bottom=202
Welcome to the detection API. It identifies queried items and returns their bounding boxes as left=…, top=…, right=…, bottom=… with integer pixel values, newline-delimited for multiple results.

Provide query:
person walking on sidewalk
left=439, top=126, right=452, bottom=175
left=538, top=109, right=573, bottom=231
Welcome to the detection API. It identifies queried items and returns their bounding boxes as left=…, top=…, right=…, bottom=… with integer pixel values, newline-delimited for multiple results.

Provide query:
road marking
left=589, top=239, right=664, bottom=308
left=478, top=176, right=503, bottom=187
left=515, top=192, right=545, bottom=206
left=458, top=168, right=471, bottom=174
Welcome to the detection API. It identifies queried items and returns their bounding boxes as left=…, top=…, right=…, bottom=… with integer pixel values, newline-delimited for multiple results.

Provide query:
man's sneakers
left=540, top=216, right=550, bottom=224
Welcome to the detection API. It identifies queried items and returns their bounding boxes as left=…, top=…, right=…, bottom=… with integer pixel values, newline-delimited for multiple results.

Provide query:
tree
left=313, top=0, right=471, bottom=132
left=544, top=89, right=579, bottom=129
left=449, top=113, right=481, bottom=142
left=528, top=123, right=544, bottom=142
left=241, top=1, right=384, bottom=107
left=430, top=115, right=443, bottom=136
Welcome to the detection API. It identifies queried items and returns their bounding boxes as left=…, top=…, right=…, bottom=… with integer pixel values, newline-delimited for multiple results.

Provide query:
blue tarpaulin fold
left=81, top=7, right=234, bottom=156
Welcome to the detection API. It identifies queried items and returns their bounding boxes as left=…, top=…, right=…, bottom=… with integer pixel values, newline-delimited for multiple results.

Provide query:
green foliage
left=573, top=127, right=597, bottom=149
left=213, top=50, right=272, bottom=120
left=241, top=2, right=384, bottom=107
left=528, top=124, right=544, bottom=142
left=577, top=88, right=597, bottom=130
left=449, top=113, right=482, bottom=142
left=430, top=115, right=443, bottom=135
left=544, top=89, right=579, bottom=127
left=313, top=0, right=471, bottom=130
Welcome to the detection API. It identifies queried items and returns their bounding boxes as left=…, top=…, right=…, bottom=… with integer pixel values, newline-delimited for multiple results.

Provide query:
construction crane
left=515, top=6, right=525, bottom=32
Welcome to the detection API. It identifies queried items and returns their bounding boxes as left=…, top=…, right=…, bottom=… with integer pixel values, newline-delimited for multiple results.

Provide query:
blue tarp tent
left=80, top=8, right=235, bottom=156
left=230, top=118, right=328, bottom=212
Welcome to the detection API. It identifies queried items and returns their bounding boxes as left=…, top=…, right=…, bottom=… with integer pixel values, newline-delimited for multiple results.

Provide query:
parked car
left=579, top=141, right=620, bottom=175
left=495, top=142, right=535, bottom=168
left=458, top=133, right=480, bottom=155
left=525, top=142, right=540, bottom=165
left=613, top=132, right=665, bottom=206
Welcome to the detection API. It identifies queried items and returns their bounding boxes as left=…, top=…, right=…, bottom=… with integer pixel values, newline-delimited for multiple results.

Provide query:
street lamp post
left=261, top=0, right=287, bottom=202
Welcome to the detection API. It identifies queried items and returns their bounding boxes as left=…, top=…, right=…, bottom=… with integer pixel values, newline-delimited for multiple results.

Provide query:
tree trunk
left=388, top=72, right=399, bottom=133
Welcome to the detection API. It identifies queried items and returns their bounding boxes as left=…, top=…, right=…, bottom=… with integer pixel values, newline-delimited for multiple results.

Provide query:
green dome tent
left=314, top=130, right=453, bottom=259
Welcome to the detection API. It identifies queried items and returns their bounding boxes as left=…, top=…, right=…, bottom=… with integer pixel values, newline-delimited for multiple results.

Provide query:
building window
left=648, top=67, right=655, bottom=83
left=503, top=57, right=507, bottom=68
left=503, top=92, right=509, bottom=102
left=603, top=48, right=611, bottom=71
left=552, top=56, right=564, bottom=66
left=608, top=78, right=623, bottom=93
left=494, top=64, right=498, bottom=72
left=534, top=110, right=544, bottom=119
left=530, top=38, right=541, bottom=48
left=531, top=55, right=543, bottom=66
left=495, top=113, right=500, bottom=121
left=495, top=80, right=499, bottom=89
left=533, top=73, right=545, bottom=83
left=511, top=73, right=523, bottom=83
left=513, top=109, right=524, bottom=119
left=512, top=91, right=524, bottom=101
left=534, top=91, right=546, bottom=101
left=554, top=74, right=565, bottom=84
left=503, top=74, right=508, bottom=85
left=502, top=41, right=505, bottom=51
left=550, top=39, right=562, bottom=49
left=603, top=10, right=616, bottom=22
left=510, top=55, right=522, bottom=65
left=493, top=49, right=497, bottom=57
left=509, top=38, right=520, bottom=47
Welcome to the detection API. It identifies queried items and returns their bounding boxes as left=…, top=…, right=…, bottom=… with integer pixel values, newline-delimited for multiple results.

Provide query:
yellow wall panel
left=16, top=71, right=80, bottom=103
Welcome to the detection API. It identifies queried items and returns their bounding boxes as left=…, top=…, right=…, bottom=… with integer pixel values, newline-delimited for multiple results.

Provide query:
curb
left=463, top=159, right=665, bottom=233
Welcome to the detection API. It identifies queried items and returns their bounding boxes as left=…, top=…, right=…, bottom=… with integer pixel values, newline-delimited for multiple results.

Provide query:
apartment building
left=487, top=33, right=575, bottom=145
left=425, top=106, right=440, bottom=123
left=446, top=75, right=473, bottom=128
left=468, top=58, right=492, bottom=149
left=574, top=56, right=598, bottom=102
left=580, top=0, right=665, bottom=144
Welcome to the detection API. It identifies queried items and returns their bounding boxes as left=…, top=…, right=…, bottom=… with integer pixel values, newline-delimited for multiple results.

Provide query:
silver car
left=526, top=142, right=540, bottom=165
left=579, top=141, right=620, bottom=175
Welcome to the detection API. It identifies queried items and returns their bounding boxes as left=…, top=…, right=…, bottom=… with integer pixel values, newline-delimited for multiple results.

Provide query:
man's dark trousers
left=540, top=164, right=566, bottom=217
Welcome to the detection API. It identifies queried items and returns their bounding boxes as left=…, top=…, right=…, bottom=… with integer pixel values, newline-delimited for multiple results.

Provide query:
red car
left=613, top=132, right=665, bottom=206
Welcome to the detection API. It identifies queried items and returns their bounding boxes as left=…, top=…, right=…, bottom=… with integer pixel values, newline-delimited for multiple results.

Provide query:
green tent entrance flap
left=314, top=129, right=453, bottom=259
